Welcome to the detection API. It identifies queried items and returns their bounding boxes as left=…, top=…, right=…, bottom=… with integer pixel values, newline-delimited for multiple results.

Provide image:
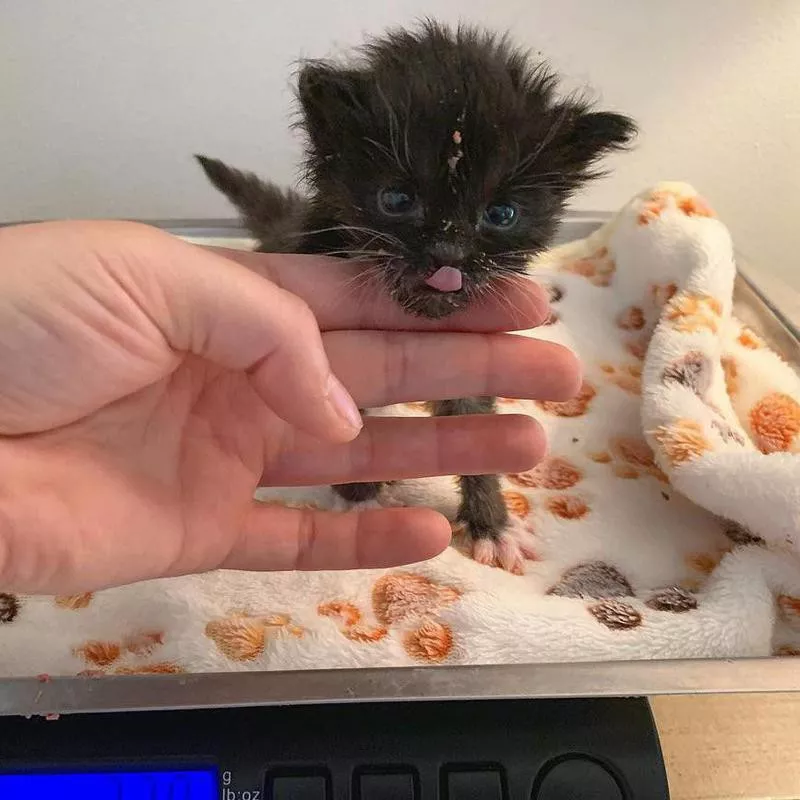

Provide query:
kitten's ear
left=555, top=108, right=637, bottom=176
left=297, top=63, right=370, bottom=141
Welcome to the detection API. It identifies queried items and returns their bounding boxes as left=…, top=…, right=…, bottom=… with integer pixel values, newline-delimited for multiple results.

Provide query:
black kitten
left=196, top=21, right=635, bottom=572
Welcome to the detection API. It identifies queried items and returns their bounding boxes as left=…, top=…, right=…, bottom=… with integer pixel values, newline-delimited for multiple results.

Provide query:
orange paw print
left=638, top=189, right=715, bottom=226
left=537, top=380, right=597, bottom=417
left=778, top=595, right=800, bottom=629
left=72, top=628, right=185, bottom=675
left=559, top=246, right=616, bottom=287
left=749, top=392, right=800, bottom=454
left=650, top=282, right=679, bottom=308
left=320, top=574, right=462, bottom=664
left=737, top=327, right=765, bottom=350
left=55, top=593, right=94, bottom=610
left=508, top=456, right=583, bottom=490
left=372, top=573, right=461, bottom=625
left=545, top=494, right=589, bottom=520
left=720, top=356, right=739, bottom=396
left=590, top=437, right=667, bottom=483
left=502, top=490, right=532, bottom=517
left=616, top=306, right=646, bottom=331
left=318, top=602, right=387, bottom=643
left=599, top=363, right=642, bottom=396
left=205, top=612, right=304, bottom=662
left=665, top=292, right=723, bottom=334
left=653, top=419, right=713, bottom=466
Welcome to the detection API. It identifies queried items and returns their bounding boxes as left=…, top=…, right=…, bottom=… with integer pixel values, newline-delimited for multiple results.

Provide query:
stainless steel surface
left=3, top=659, right=800, bottom=718
left=0, top=213, right=797, bottom=717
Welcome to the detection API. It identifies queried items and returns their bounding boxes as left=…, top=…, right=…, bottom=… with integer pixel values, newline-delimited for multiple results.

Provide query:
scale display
left=0, top=768, right=217, bottom=799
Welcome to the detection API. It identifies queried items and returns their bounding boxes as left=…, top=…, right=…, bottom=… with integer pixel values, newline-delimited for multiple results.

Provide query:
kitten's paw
left=456, top=517, right=538, bottom=575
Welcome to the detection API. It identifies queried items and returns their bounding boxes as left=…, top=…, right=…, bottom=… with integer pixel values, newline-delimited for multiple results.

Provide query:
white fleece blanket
left=2, top=182, right=800, bottom=677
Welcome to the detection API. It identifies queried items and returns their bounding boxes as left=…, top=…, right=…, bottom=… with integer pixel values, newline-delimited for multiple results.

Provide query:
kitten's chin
left=392, top=286, right=469, bottom=319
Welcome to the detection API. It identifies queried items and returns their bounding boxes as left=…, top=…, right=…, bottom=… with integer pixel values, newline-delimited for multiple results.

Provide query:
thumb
left=143, top=228, right=363, bottom=443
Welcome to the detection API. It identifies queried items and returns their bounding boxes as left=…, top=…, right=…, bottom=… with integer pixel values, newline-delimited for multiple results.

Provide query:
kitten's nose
left=428, top=241, right=466, bottom=266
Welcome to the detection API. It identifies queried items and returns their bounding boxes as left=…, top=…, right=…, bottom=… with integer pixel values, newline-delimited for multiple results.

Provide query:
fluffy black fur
left=196, top=21, right=636, bottom=569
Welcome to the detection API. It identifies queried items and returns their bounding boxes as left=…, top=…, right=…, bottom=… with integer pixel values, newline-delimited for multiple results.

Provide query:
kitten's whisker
left=491, top=249, right=539, bottom=259
left=287, top=225, right=404, bottom=248
left=316, top=262, right=387, bottom=320
left=476, top=275, right=533, bottom=332
left=492, top=273, right=541, bottom=330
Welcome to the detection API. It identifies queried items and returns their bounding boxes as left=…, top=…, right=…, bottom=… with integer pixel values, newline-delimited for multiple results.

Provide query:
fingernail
left=326, top=374, right=363, bottom=432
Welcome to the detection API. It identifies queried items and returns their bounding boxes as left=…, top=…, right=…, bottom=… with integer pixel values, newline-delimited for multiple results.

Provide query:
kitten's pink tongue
left=424, top=266, right=463, bottom=292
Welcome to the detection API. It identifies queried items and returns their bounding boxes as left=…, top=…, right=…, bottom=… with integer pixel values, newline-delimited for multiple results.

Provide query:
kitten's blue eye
left=483, top=202, right=519, bottom=229
left=378, top=187, right=417, bottom=216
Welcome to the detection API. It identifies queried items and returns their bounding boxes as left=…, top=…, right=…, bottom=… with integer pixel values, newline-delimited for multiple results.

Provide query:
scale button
left=445, top=768, right=506, bottom=800
left=533, top=757, right=624, bottom=800
left=270, top=775, right=328, bottom=800
left=357, top=770, right=417, bottom=800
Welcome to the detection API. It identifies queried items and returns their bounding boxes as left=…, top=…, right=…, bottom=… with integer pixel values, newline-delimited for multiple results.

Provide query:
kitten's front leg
left=433, top=397, right=537, bottom=574
left=331, top=407, right=389, bottom=507
left=332, top=480, right=384, bottom=503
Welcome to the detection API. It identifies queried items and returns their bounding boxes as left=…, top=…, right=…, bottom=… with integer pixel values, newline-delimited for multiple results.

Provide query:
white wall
left=2, top=1, right=798, bottom=284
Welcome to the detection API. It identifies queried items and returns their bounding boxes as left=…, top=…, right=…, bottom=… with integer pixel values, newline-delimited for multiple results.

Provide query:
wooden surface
left=651, top=693, right=800, bottom=799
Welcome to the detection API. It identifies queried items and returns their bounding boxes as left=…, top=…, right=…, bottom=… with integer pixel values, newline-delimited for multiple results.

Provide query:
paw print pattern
left=720, top=356, right=739, bottom=396
left=685, top=552, right=724, bottom=576
left=0, top=593, right=20, bottom=624
left=537, top=380, right=597, bottom=417
left=402, top=620, right=454, bottom=663
left=774, top=645, right=800, bottom=657
left=662, top=351, right=710, bottom=395
left=318, top=602, right=387, bottom=643
left=319, top=574, right=463, bottom=664
left=720, top=519, right=764, bottom=547
left=650, top=282, right=679, bottom=308
left=664, top=292, right=723, bottom=334
left=502, top=490, right=532, bottom=518
left=737, top=327, right=765, bottom=350
left=625, top=334, right=650, bottom=361
left=588, top=600, right=643, bottom=630
left=508, top=456, right=582, bottom=490
left=748, top=392, right=800, bottom=454
left=372, top=573, right=461, bottom=625
left=592, top=437, right=667, bottom=483
left=653, top=419, right=713, bottom=466
left=73, top=640, right=122, bottom=667
left=600, top=363, right=642, bottom=396
left=559, top=247, right=616, bottom=287
left=547, top=562, right=633, bottom=599
left=55, top=593, right=94, bottom=610
left=616, top=306, right=645, bottom=331
left=205, top=612, right=304, bottom=662
left=637, top=189, right=715, bottom=226
left=645, top=587, right=698, bottom=613
left=546, top=494, right=589, bottom=520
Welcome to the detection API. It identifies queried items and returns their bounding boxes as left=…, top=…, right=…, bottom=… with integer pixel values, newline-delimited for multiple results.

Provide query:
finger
left=266, top=414, right=546, bottom=486
left=224, top=505, right=451, bottom=571
left=141, top=229, right=364, bottom=443
left=206, top=247, right=550, bottom=332
left=324, top=330, right=581, bottom=408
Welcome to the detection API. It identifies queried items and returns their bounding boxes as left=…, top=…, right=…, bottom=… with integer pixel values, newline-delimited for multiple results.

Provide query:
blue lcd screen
left=0, top=768, right=217, bottom=798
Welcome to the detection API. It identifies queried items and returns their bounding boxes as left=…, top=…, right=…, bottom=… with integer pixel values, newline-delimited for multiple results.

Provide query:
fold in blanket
left=2, top=183, right=800, bottom=677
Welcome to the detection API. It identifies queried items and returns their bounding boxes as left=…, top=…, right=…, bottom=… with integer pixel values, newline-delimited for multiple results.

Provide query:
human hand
left=0, top=221, right=579, bottom=593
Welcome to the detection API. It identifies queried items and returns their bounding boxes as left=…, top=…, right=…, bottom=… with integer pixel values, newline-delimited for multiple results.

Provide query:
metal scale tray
left=1, top=213, right=799, bottom=718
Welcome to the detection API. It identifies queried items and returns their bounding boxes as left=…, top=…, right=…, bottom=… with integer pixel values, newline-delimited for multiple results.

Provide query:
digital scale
left=0, top=698, right=668, bottom=799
